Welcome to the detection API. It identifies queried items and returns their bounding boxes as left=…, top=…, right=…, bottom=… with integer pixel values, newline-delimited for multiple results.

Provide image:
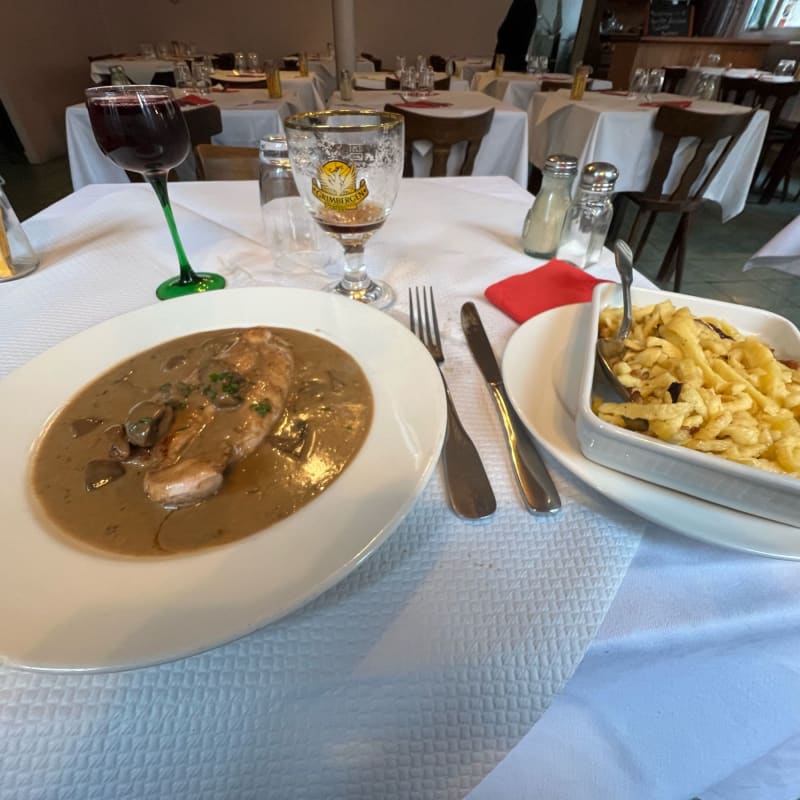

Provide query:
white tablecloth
left=286, top=56, right=375, bottom=98
left=209, top=70, right=326, bottom=111
left=528, top=89, right=770, bottom=221
left=471, top=71, right=613, bottom=108
left=4, top=177, right=800, bottom=797
left=743, top=212, right=800, bottom=274
left=66, top=91, right=304, bottom=189
left=327, top=90, right=529, bottom=187
left=2, top=176, right=646, bottom=799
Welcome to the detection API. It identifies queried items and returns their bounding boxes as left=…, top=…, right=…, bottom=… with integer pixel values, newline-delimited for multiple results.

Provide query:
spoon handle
left=613, top=240, right=634, bottom=340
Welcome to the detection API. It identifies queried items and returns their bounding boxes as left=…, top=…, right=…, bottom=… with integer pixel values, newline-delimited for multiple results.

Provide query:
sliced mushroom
left=125, top=402, right=174, bottom=447
left=104, top=424, right=131, bottom=460
left=85, top=459, right=125, bottom=492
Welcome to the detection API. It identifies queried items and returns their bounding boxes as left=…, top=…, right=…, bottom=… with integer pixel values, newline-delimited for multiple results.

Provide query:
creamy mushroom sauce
left=31, top=328, right=373, bottom=557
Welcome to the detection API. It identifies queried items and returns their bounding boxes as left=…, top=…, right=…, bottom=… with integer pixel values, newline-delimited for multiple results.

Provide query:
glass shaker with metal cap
left=0, top=175, right=39, bottom=282
left=557, top=162, right=619, bottom=269
left=521, top=153, right=578, bottom=259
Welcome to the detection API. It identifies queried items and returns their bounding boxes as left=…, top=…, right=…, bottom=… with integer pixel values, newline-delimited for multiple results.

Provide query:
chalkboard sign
left=648, top=1, right=693, bottom=36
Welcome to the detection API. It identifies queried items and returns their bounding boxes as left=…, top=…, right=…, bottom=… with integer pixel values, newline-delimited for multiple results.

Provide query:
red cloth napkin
left=639, top=100, right=692, bottom=108
left=485, top=259, right=611, bottom=323
left=178, top=95, right=214, bottom=106
left=395, top=100, right=453, bottom=108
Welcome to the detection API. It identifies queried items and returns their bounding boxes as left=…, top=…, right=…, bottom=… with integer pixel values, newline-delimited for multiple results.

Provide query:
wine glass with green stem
left=85, top=85, right=225, bottom=300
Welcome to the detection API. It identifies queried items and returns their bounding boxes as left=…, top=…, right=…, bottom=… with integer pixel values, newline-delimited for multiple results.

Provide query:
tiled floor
left=2, top=154, right=799, bottom=326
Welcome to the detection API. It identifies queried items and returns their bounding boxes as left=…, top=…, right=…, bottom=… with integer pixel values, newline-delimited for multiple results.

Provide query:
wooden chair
left=195, top=145, right=259, bottom=180
left=151, top=70, right=176, bottom=87
left=622, top=106, right=756, bottom=292
left=718, top=76, right=758, bottom=105
left=385, top=76, right=451, bottom=90
left=429, top=55, right=448, bottom=72
left=540, top=79, right=594, bottom=92
left=750, top=80, right=800, bottom=199
left=662, top=67, right=687, bottom=94
left=385, top=103, right=494, bottom=177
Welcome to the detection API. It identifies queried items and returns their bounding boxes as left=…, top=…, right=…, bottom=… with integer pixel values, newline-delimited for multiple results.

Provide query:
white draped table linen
left=66, top=91, right=303, bottom=190
left=743, top=212, right=800, bottom=275
left=353, top=71, right=468, bottom=91
left=470, top=71, right=613, bottom=108
left=209, top=70, right=327, bottom=111
left=326, top=90, right=529, bottom=186
left=1, top=177, right=649, bottom=800
left=528, top=89, right=770, bottom=222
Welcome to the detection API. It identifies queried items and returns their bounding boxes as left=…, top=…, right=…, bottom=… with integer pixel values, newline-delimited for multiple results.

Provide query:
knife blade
left=460, top=302, right=561, bottom=515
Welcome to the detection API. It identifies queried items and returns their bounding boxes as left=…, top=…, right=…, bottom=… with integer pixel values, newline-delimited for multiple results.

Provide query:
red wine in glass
left=85, top=85, right=225, bottom=300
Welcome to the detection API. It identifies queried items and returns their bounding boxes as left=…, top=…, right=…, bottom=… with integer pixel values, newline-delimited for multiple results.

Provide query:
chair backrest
left=429, top=55, right=448, bottom=72
left=751, top=80, right=800, bottom=128
left=195, top=144, right=260, bottom=180
left=541, top=79, right=594, bottom=92
left=718, top=76, right=758, bottom=105
left=643, top=106, right=756, bottom=205
left=384, top=103, right=494, bottom=177
left=661, top=67, right=687, bottom=94
left=151, top=70, right=176, bottom=87
left=214, top=52, right=235, bottom=70
left=183, top=104, right=223, bottom=149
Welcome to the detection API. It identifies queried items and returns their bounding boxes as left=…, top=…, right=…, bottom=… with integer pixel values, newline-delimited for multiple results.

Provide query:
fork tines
left=408, top=286, right=443, bottom=358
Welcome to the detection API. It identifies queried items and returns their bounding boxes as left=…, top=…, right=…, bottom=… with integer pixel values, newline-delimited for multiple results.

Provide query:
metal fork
left=409, top=287, right=496, bottom=519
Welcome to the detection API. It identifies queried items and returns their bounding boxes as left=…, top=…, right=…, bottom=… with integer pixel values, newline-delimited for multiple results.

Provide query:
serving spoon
left=595, top=239, right=634, bottom=402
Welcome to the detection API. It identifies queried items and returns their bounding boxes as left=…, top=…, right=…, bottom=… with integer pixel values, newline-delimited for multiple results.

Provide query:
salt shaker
left=0, top=176, right=39, bottom=281
left=557, top=162, right=618, bottom=269
left=521, top=153, right=578, bottom=259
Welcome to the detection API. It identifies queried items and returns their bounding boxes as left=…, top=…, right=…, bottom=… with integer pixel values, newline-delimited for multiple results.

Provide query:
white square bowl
left=576, top=283, right=800, bottom=526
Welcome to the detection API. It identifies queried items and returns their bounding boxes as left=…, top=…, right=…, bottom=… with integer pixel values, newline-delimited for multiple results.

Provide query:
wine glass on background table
left=85, top=85, right=225, bottom=300
left=284, top=110, right=403, bottom=309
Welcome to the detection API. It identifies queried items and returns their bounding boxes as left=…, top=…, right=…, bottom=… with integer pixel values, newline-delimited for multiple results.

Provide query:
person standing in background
left=494, top=0, right=538, bottom=72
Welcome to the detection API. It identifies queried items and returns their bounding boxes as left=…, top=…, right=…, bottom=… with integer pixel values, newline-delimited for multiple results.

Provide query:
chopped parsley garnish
left=250, top=400, right=272, bottom=417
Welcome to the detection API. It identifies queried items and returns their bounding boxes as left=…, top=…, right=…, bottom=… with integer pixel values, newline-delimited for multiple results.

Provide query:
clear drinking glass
left=645, top=68, right=665, bottom=99
left=418, top=66, right=435, bottom=96
left=399, top=67, right=420, bottom=100
left=775, top=59, right=797, bottom=76
left=173, top=62, right=193, bottom=93
left=140, top=43, right=156, bottom=58
left=284, top=110, right=404, bottom=308
left=0, top=175, right=39, bottom=281
left=628, top=67, right=648, bottom=98
left=246, top=52, right=260, bottom=72
left=234, top=52, right=246, bottom=72
left=84, top=85, right=225, bottom=300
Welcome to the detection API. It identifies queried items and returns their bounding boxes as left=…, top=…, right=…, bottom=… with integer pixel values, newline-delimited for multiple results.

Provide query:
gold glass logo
left=312, top=160, right=369, bottom=210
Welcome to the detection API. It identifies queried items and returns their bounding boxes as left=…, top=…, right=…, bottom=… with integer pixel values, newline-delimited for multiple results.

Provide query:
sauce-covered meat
left=31, top=327, right=372, bottom=557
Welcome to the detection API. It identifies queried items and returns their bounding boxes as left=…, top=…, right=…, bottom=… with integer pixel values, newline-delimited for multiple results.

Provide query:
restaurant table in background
left=89, top=56, right=187, bottom=84
left=210, top=70, right=326, bottom=110
left=65, top=91, right=303, bottom=189
left=4, top=177, right=800, bottom=798
left=327, top=90, right=529, bottom=186
left=283, top=55, right=375, bottom=98
left=354, top=71, right=469, bottom=92
left=451, top=57, right=494, bottom=83
left=743, top=212, right=800, bottom=275
left=528, top=89, right=770, bottom=221
left=471, top=70, right=613, bottom=102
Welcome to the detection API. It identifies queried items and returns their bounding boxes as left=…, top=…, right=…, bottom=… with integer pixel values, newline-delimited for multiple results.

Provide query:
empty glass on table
left=628, top=67, right=648, bottom=98
left=644, top=68, right=665, bottom=99
left=775, top=59, right=797, bottom=77
left=246, top=51, right=260, bottom=73
left=234, top=51, right=246, bottom=72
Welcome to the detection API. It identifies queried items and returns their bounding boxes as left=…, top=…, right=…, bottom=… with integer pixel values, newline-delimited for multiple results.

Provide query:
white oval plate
left=502, top=303, right=800, bottom=560
left=0, top=287, right=446, bottom=671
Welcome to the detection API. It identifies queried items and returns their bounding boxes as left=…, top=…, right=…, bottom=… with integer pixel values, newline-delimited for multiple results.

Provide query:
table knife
left=460, top=302, right=561, bottom=515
